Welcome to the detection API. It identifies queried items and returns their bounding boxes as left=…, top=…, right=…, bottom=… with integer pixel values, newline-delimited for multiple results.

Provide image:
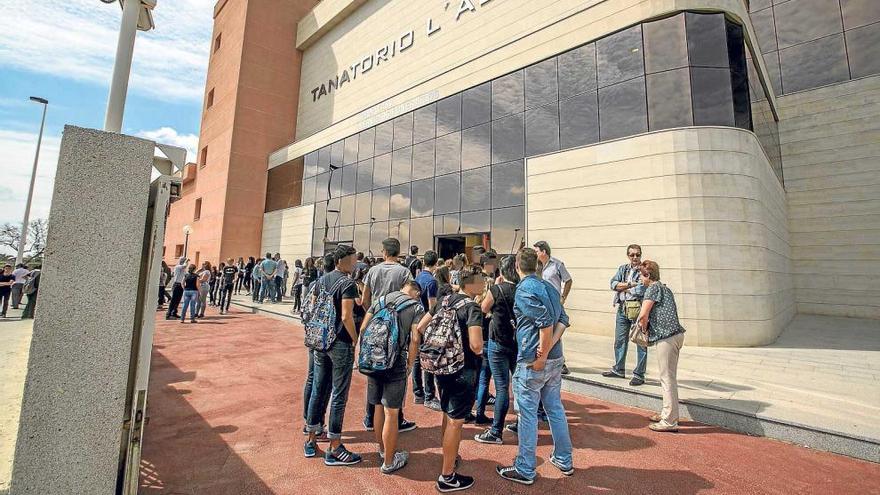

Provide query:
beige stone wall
left=778, top=75, right=880, bottom=320
left=526, top=127, right=794, bottom=346
left=261, top=204, right=315, bottom=265
left=272, top=0, right=774, bottom=167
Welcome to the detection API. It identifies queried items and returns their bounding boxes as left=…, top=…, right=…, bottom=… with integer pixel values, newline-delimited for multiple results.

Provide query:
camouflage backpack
left=303, top=276, right=349, bottom=351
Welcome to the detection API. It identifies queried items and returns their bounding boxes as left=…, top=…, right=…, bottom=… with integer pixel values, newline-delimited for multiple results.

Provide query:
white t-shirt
left=12, top=267, right=29, bottom=284
left=275, top=260, right=287, bottom=278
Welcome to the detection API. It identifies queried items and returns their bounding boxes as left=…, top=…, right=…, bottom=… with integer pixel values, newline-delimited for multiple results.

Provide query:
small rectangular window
left=206, top=89, right=214, bottom=109
left=194, top=198, right=202, bottom=221
left=214, top=33, right=222, bottom=53
left=174, top=244, right=184, bottom=258
left=199, top=146, right=208, bottom=167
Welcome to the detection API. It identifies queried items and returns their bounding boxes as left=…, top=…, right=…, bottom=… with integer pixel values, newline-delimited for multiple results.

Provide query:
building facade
left=177, top=0, right=880, bottom=346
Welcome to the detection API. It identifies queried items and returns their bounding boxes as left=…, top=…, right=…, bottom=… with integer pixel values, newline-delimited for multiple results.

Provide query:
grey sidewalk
left=0, top=309, right=34, bottom=492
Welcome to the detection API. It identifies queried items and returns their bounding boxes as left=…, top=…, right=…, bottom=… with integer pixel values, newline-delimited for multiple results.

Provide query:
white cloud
left=136, top=126, right=199, bottom=163
left=0, top=129, right=61, bottom=231
left=0, top=0, right=213, bottom=102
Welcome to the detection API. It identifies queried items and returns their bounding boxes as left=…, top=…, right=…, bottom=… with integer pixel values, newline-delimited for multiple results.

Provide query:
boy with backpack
left=303, top=245, right=362, bottom=466
left=358, top=280, right=425, bottom=474
left=414, top=264, right=486, bottom=492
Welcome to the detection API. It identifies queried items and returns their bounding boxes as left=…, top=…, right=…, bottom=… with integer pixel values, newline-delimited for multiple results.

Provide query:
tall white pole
left=17, top=101, right=48, bottom=266
left=104, top=0, right=140, bottom=133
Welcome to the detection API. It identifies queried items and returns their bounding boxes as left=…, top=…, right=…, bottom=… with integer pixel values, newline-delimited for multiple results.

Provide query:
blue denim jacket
left=514, top=274, right=570, bottom=363
left=610, top=263, right=646, bottom=306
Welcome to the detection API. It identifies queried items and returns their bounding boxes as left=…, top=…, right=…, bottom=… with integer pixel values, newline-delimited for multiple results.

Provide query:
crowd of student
left=0, top=263, right=41, bottom=320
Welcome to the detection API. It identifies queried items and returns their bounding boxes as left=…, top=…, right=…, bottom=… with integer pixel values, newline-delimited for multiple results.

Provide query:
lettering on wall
left=310, top=0, right=498, bottom=103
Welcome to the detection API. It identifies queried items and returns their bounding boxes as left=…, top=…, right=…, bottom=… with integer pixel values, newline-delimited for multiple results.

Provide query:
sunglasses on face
left=628, top=253, right=641, bottom=258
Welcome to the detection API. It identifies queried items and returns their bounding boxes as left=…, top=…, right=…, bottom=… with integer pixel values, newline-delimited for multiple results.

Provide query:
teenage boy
left=165, top=257, right=187, bottom=319
left=497, top=248, right=573, bottom=485
left=361, top=280, right=425, bottom=474
left=362, top=238, right=417, bottom=433
left=414, top=265, right=485, bottom=492
left=414, top=250, right=440, bottom=410
left=404, top=245, right=423, bottom=278
left=304, top=245, right=362, bottom=466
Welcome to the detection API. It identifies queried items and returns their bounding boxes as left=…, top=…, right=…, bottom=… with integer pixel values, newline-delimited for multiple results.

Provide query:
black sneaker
left=463, top=413, right=476, bottom=424
left=496, top=466, right=534, bottom=485
left=561, top=364, right=571, bottom=375
left=414, top=396, right=425, bottom=405
left=549, top=455, right=574, bottom=476
left=474, top=429, right=502, bottom=445
left=324, top=444, right=362, bottom=466
left=601, top=370, right=625, bottom=378
left=487, top=394, right=496, bottom=406
left=436, top=472, right=475, bottom=492
left=363, top=418, right=374, bottom=431
left=505, top=422, right=518, bottom=434
left=630, top=376, right=645, bottom=386
left=474, top=414, right=491, bottom=426
left=398, top=420, right=417, bottom=433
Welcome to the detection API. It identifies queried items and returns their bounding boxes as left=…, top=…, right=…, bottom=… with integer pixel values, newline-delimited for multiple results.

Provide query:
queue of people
left=0, top=263, right=41, bottom=320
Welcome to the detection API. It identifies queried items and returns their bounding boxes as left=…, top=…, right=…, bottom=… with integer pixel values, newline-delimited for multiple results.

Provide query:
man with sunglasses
left=603, top=244, right=648, bottom=386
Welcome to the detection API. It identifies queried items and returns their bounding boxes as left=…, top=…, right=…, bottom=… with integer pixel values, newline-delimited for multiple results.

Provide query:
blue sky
left=0, top=0, right=214, bottom=234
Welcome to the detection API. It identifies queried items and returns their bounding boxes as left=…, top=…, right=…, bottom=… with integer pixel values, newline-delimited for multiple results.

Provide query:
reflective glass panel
left=339, top=194, right=356, bottom=226
left=412, top=140, right=436, bottom=180
left=305, top=151, right=318, bottom=178
left=344, top=136, right=359, bottom=165
left=318, top=145, right=331, bottom=174
left=389, top=219, right=409, bottom=248
left=411, top=178, right=435, bottom=217
left=371, top=187, right=390, bottom=222
left=845, top=23, right=880, bottom=79
left=598, top=77, right=648, bottom=140
left=644, top=14, right=689, bottom=73
left=312, top=228, right=323, bottom=256
left=357, top=158, right=373, bottom=193
left=462, top=123, right=491, bottom=170
left=778, top=34, right=849, bottom=93
left=302, top=175, right=317, bottom=205
left=354, top=224, right=370, bottom=254
left=434, top=173, right=461, bottom=215
left=461, top=210, right=491, bottom=233
left=314, top=201, right=327, bottom=234
left=372, top=153, right=392, bottom=189
left=375, top=121, right=394, bottom=156
left=491, top=113, right=524, bottom=164
left=686, top=13, right=729, bottom=68
left=436, top=93, right=462, bottom=136
left=525, top=58, right=559, bottom=109
left=774, top=0, right=843, bottom=49
left=329, top=167, right=342, bottom=198
left=559, top=91, right=600, bottom=148
left=390, top=183, right=411, bottom=220
left=358, top=128, right=375, bottom=161
left=525, top=102, right=560, bottom=156
left=462, top=82, right=491, bottom=128
left=597, top=25, right=645, bottom=87
left=434, top=214, right=460, bottom=235
left=558, top=43, right=597, bottom=99
left=414, top=104, right=437, bottom=144
left=461, top=167, right=491, bottom=212
left=690, top=67, right=735, bottom=125
left=355, top=191, right=372, bottom=224
left=393, top=113, right=414, bottom=150
left=492, top=70, right=525, bottom=120
left=315, top=172, right=330, bottom=202
left=841, top=0, right=880, bottom=30
left=391, top=147, right=412, bottom=185
left=491, top=206, right=525, bottom=255
left=647, top=68, right=693, bottom=130
left=491, top=160, right=525, bottom=209
left=435, top=131, right=462, bottom=175
left=410, top=216, right=434, bottom=252
left=336, top=226, right=354, bottom=244
left=371, top=221, right=389, bottom=256
left=342, top=163, right=357, bottom=196
left=331, top=140, right=344, bottom=167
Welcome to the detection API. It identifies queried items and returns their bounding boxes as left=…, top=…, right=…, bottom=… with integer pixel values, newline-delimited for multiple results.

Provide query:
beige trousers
left=656, top=332, right=685, bottom=424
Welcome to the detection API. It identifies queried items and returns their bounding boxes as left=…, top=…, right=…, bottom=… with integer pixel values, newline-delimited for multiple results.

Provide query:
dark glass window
left=304, top=151, right=319, bottom=179
left=597, top=25, right=645, bottom=87
left=491, top=113, right=524, bottom=164
left=461, top=167, right=491, bottom=212
left=462, top=82, right=491, bottom=128
left=731, top=64, right=752, bottom=129
left=393, top=113, right=414, bottom=150
left=647, top=68, right=693, bottom=130
left=410, top=216, right=434, bottom=252
left=690, top=67, right=735, bottom=125
left=390, top=183, right=411, bottom=220
left=412, top=140, right=435, bottom=180
left=371, top=221, right=389, bottom=256
left=302, top=176, right=317, bottom=205
left=344, top=136, right=359, bottom=165
left=390, top=219, right=409, bottom=248
left=331, top=140, right=344, bottom=167
left=355, top=191, right=372, bottom=224
left=491, top=206, right=525, bottom=255
left=749, top=7, right=778, bottom=54
left=525, top=102, right=560, bottom=156
left=686, top=13, right=729, bottom=68
left=342, top=163, right=357, bottom=196
left=492, top=70, right=525, bottom=120
left=374, top=121, right=394, bottom=156
left=434, top=173, right=461, bottom=215
left=525, top=58, right=559, bottom=109
left=774, top=0, right=843, bottom=49
left=462, top=123, right=491, bottom=170
left=314, top=201, right=327, bottom=232
left=339, top=195, right=355, bottom=226
left=435, top=131, right=462, bottom=175
left=318, top=145, right=331, bottom=174
left=391, top=147, right=412, bottom=185
left=778, top=34, right=849, bottom=93
left=491, top=160, right=525, bottom=209
left=371, top=187, right=390, bottom=222
left=434, top=214, right=460, bottom=235
left=436, top=94, right=462, bottom=136
left=558, top=43, right=597, bottom=99
left=358, top=128, right=375, bottom=161
left=841, top=0, right=880, bottom=30
left=325, top=197, right=340, bottom=234
left=598, top=77, right=648, bottom=140
left=411, top=178, right=435, bottom=217
left=372, top=153, right=392, bottom=189
left=329, top=167, right=343, bottom=198
left=414, top=104, right=437, bottom=144
left=356, top=158, right=373, bottom=193
left=644, top=14, right=689, bottom=73
left=559, top=91, right=599, bottom=148
left=312, top=228, right=323, bottom=256
left=354, top=224, right=370, bottom=254
left=845, top=22, right=880, bottom=79
left=315, top=172, right=330, bottom=201
left=460, top=210, right=490, bottom=233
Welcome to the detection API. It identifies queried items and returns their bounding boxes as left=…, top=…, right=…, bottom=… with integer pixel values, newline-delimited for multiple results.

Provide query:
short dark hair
left=480, top=253, right=497, bottom=267
left=459, top=264, right=484, bottom=286
left=323, top=253, right=337, bottom=272
left=533, top=241, right=551, bottom=256
left=335, top=244, right=356, bottom=261
left=357, top=252, right=364, bottom=261
left=517, top=247, right=539, bottom=274
left=500, top=255, right=520, bottom=284
left=423, top=250, right=439, bottom=267
left=403, top=280, right=421, bottom=293
left=382, top=238, right=401, bottom=257
left=410, top=245, right=419, bottom=255
left=627, top=244, right=642, bottom=255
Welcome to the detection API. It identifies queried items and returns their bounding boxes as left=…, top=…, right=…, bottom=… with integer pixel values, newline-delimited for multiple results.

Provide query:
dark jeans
left=613, top=305, right=647, bottom=379
left=308, top=340, right=354, bottom=439
left=0, top=291, right=10, bottom=316
left=166, top=285, right=183, bottom=317
left=21, top=291, right=37, bottom=319
left=475, top=351, right=493, bottom=417
left=487, top=340, right=517, bottom=435
left=274, top=276, right=284, bottom=302
left=303, top=350, right=327, bottom=428
left=235, top=275, right=244, bottom=294
left=219, top=285, right=233, bottom=311
left=293, top=285, right=302, bottom=311
left=411, top=357, right=437, bottom=401
left=251, top=279, right=261, bottom=302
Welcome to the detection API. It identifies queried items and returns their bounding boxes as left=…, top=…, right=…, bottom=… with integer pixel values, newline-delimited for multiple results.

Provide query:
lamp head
left=29, top=97, right=48, bottom=105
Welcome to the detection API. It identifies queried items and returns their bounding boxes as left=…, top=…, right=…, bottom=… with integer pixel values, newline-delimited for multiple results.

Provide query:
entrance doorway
left=435, top=233, right=488, bottom=260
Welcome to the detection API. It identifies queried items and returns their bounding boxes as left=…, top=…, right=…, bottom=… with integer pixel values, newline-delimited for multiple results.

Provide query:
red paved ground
left=140, top=310, right=880, bottom=495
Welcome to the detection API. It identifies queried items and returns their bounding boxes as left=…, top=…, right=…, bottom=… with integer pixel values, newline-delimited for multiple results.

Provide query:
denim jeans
left=180, top=289, right=199, bottom=320
left=274, top=276, right=284, bottom=302
left=252, top=279, right=261, bottom=302
left=411, top=357, right=436, bottom=401
left=613, top=305, right=647, bottom=379
left=260, top=277, right=275, bottom=302
left=303, top=350, right=327, bottom=427
left=513, top=357, right=572, bottom=480
left=474, top=352, right=493, bottom=417
left=487, top=340, right=517, bottom=435
left=307, top=340, right=354, bottom=439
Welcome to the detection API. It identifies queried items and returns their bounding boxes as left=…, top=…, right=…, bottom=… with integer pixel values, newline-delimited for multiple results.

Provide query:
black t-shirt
left=319, top=270, right=359, bottom=344
left=303, top=267, right=318, bottom=286
left=430, top=293, right=483, bottom=370
left=489, top=282, right=517, bottom=350
left=222, top=266, right=238, bottom=286
left=183, top=273, right=199, bottom=290
left=404, top=255, right=422, bottom=277
left=0, top=274, right=13, bottom=295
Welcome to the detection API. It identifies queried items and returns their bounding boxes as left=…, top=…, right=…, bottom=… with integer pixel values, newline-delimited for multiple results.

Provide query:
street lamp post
left=182, top=224, right=192, bottom=258
left=16, top=97, right=49, bottom=267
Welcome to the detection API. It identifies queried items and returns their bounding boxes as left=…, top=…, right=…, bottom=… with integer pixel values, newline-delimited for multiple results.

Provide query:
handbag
left=624, top=300, right=641, bottom=320
left=629, top=321, right=649, bottom=348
